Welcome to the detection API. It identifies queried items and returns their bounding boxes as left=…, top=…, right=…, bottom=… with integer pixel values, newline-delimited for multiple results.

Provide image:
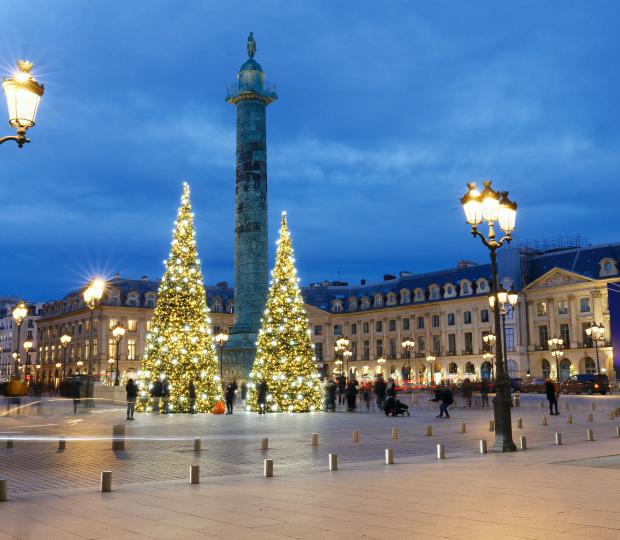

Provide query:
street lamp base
left=492, top=394, right=517, bottom=452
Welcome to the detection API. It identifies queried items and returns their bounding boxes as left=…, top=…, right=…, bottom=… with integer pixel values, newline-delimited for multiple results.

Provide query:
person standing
left=337, top=375, right=346, bottom=406
left=72, top=378, right=82, bottom=415
left=188, top=379, right=196, bottom=414
left=545, top=378, right=559, bottom=415
left=374, top=376, right=387, bottom=411
left=462, top=378, right=473, bottom=407
left=480, top=378, right=490, bottom=407
left=436, top=385, right=453, bottom=419
left=225, top=381, right=236, bottom=414
left=386, top=378, right=397, bottom=399
left=345, top=380, right=357, bottom=411
left=363, top=384, right=372, bottom=410
left=126, top=378, right=137, bottom=421
left=162, top=378, right=170, bottom=414
left=152, top=379, right=162, bottom=414
left=257, top=379, right=268, bottom=414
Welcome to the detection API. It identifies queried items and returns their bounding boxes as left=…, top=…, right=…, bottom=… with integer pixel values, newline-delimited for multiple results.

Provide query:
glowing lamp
left=460, top=183, right=483, bottom=225
left=2, top=61, right=44, bottom=129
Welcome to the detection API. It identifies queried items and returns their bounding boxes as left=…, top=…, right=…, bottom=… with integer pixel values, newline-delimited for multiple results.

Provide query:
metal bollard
left=586, top=428, right=594, bottom=442
left=541, top=416, right=547, bottom=426
left=426, top=425, right=432, bottom=436
left=519, top=436, right=527, bottom=450
left=311, top=433, right=319, bottom=446
left=385, top=448, right=394, bottom=465
left=328, top=453, right=338, bottom=471
left=264, top=459, right=274, bottom=477
left=0, top=479, right=7, bottom=502
left=516, top=418, right=523, bottom=429
left=193, top=438, right=201, bottom=453
left=58, top=437, right=66, bottom=451
left=567, top=415, right=573, bottom=424
left=587, top=413, right=593, bottom=422
left=190, top=464, right=200, bottom=484
left=554, top=433, right=562, bottom=445
left=616, top=426, right=620, bottom=438
left=112, top=424, right=125, bottom=451
left=352, top=431, right=359, bottom=443
left=260, top=438, right=268, bottom=451
left=460, top=423, right=466, bottom=433
left=436, top=444, right=445, bottom=460
left=391, top=427, right=398, bottom=440
left=489, top=420, right=495, bottom=432
left=6, top=437, right=13, bottom=449
left=479, top=440, right=487, bottom=454
left=100, top=471, right=112, bottom=493
left=513, top=395, right=521, bottom=407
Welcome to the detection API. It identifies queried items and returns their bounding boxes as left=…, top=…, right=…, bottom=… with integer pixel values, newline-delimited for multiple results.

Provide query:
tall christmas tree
left=137, top=183, right=222, bottom=413
left=248, top=212, right=322, bottom=413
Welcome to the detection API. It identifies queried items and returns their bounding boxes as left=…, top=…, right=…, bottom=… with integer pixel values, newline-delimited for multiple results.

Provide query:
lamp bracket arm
left=0, top=133, right=30, bottom=147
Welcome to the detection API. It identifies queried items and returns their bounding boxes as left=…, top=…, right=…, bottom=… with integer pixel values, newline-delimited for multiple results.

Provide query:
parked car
left=520, top=378, right=547, bottom=393
left=561, top=374, right=610, bottom=395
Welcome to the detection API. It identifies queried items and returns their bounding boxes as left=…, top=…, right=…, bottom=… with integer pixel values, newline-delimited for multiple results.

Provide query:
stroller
left=384, top=396, right=410, bottom=417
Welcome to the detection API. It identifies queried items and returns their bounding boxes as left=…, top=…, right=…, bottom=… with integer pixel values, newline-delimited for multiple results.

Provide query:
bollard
left=591, top=402, right=596, bottom=411
left=193, top=439, right=201, bottom=453
left=100, top=471, right=112, bottom=493
left=489, top=420, right=495, bottom=432
left=328, top=454, right=338, bottom=471
left=586, top=428, right=594, bottom=442
left=112, top=424, right=125, bottom=451
left=541, top=416, right=547, bottom=426
left=587, top=413, right=593, bottom=422
left=609, top=412, right=615, bottom=421
left=436, top=444, right=445, bottom=460
left=264, top=459, right=274, bottom=477
left=519, top=435, right=527, bottom=450
left=554, top=433, right=562, bottom=445
left=479, top=440, right=487, bottom=454
left=0, top=479, right=7, bottom=502
left=311, top=433, right=319, bottom=446
left=260, top=438, right=269, bottom=451
left=58, top=437, right=66, bottom=451
left=391, top=427, right=398, bottom=440
left=352, top=431, right=359, bottom=443
left=385, top=448, right=394, bottom=465
left=426, top=425, right=432, bottom=436
left=516, top=418, right=523, bottom=429
left=513, top=395, right=521, bottom=407
left=460, top=423, right=466, bottom=434
left=616, top=426, right=620, bottom=438
left=567, top=415, right=573, bottom=424
left=6, top=437, right=13, bottom=449
left=190, top=464, right=200, bottom=484
left=540, top=401, right=545, bottom=409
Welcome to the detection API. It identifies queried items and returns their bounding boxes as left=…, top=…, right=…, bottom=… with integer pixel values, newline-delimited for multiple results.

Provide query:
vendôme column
left=223, top=33, right=277, bottom=380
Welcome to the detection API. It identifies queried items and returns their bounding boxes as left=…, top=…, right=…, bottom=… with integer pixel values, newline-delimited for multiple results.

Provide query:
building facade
left=0, top=299, right=43, bottom=380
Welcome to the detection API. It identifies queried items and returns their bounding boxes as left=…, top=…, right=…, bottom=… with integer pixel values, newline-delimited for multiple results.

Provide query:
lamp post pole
left=112, top=322, right=125, bottom=386
left=401, top=338, right=415, bottom=381
left=585, top=323, right=605, bottom=374
left=548, top=337, right=564, bottom=382
left=23, top=339, right=33, bottom=378
left=334, top=337, right=350, bottom=380
left=215, top=332, right=229, bottom=384
left=60, top=334, right=72, bottom=380
left=83, top=279, right=105, bottom=406
left=12, top=302, right=27, bottom=381
left=461, top=180, right=518, bottom=452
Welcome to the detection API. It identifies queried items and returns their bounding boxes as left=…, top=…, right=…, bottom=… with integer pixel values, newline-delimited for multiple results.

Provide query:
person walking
left=151, top=379, right=162, bottom=414
left=545, top=378, right=559, bottom=415
left=337, top=375, right=346, bottom=406
left=257, top=379, right=268, bottom=414
left=362, top=384, right=372, bottom=410
left=225, top=381, right=236, bottom=414
left=480, top=378, right=490, bottom=407
left=126, top=378, right=137, bottom=420
left=436, top=385, right=454, bottom=419
left=188, top=379, right=196, bottom=414
left=386, top=378, right=397, bottom=399
left=72, top=378, right=82, bottom=415
left=462, top=378, right=473, bottom=407
left=374, top=376, right=387, bottom=411
left=324, top=378, right=337, bottom=412
left=345, top=380, right=357, bottom=411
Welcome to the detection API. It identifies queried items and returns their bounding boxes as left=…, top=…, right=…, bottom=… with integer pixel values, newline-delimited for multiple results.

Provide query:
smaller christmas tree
left=248, top=212, right=323, bottom=413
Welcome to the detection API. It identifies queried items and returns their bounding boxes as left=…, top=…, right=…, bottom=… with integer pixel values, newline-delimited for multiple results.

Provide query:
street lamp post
left=12, top=301, right=28, bottom=380
left=425, top=354, right=436, bottom=384
left=1, top=61, right=44, bottom=147
left=461, top=180, right=518, bottom=452
left=334, top=337, right=351, bottom=380
left=376, top=357, right=386, bottom=378
left=83, top=278, right=105, bottom=406
left=215, top=331, right=229, bottom=382
left=335, top=359, right=344, bottom=376
left=548, top=337, right=564, bottom=382
left=112, top=322, right=125, bottom=386
left=60, top=334, right=72, bottom=379
left=54, top=362, right=62, bottom=390
left=76, top=360, right=84, bottom=374
left=107, top=358, right=115, bottom=384
left=585, top=322, right=605, bottom=374
left=482, top=333, right=496, bottom=379
left=35, top=364, right=41, bottom=382
left=489, top=287, right=519, bottom=376
left=23, top=339, right=33, bottom=378
left=401, top=338, right=415, bottom=381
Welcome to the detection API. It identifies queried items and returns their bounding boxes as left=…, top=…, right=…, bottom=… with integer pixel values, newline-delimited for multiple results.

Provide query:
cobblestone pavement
left=1, top=392, right=619, bottom=498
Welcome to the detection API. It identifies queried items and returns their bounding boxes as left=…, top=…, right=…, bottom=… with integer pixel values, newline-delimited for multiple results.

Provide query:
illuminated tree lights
left=137, top=183, right=222, bottom=413
left=248, top=212, right=322, bottom=413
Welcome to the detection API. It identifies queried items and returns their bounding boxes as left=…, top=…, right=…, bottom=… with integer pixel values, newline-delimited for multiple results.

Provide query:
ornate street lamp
left=83, top=278, right=105, bottom=404
left=461, top=180, right=518, bottom=452
left=215, top=331, right=229, bottom=382
left=585, top=322, right=605, bottom=374
left=11, top=301, right=28, bottom=380
left=23, top=339, right=33, bottom=377
left=489, top=287, right=519, bottom=376
left=425, top=354, right=436, bottom=383
left=60, top=334, right=72, bottom=379
left=334, top=359, right=344, bottom=375
left=401, top=338, right=415, bottom=381
left=76, top=360, right=84, bottom=374
left=334, top=336, right=351, bottom=379
left=1, top=61, right=44, bottom=147
left=112, top=322, right=125, bottom=386
left=376, top=356, right=386, bottom=377
left=108, top=358, right=115, bottom=384
left=548, top=337, right=564, bottom=382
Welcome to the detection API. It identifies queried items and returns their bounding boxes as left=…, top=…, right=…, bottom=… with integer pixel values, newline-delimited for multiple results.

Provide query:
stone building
left=0, top=298, right=43, bottom=380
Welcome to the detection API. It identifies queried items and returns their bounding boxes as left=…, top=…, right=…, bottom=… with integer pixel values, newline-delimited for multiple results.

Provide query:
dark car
left=509, top=378, right=523, bottom=393
left=561, top=374, right=610, bottom=395
left=520, top=378, right=547, bottom=393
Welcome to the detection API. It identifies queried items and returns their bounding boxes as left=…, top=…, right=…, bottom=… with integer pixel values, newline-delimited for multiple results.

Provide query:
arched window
left=477, top=279, right=489, bottom=293
left=481, top=361, right=493, bottom=379
left=542, top=359, right=551, bottom=378
left=429, top=286, right=440, bottom=300
left=465, top=361, right=475, bottom=374
left=584, top=357, right=596, bottom=374
left=444, top=284, right=455, bottom=298
left=361, top=297, right=370, bottom=309
left=126, top=293, right=139, bottom=307
left=374, top=293, right=384, bottom=307
left=448, top=362, right=458, bottom=374
left=400, top=290, right=411, bottom=304
left=348, top=298, right=358, bottom=311
left=559, top=358, right=571, bottom=381
left=145, top=295, right=156, bottom=308
left=386, top=293, right=397, bottom=306
left=213, top=298, right=223, bottom=313
left=331, top=300, right=343, bottom=313
left=507, top=359, right=518, bottom=377
left=414, top=288, right=425, bottom=302
left=460, top=280, right=471, bottom=296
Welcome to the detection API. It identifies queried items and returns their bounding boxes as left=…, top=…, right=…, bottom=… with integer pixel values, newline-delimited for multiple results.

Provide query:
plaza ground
left=1, top=393, right=619, bottom=539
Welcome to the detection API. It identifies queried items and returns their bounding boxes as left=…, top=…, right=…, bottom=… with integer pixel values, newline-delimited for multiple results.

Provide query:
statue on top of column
left=247, top=32, right=256, bottom=59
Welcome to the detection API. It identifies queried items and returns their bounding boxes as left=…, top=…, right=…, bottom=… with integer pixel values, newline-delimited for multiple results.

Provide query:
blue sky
left=1, top=1, right=619, bottom=300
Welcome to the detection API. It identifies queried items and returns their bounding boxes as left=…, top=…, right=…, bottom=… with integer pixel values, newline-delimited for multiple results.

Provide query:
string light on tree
left=137, top=183, right=222, bottom=413
left=248, top=212, right=322, bottom=413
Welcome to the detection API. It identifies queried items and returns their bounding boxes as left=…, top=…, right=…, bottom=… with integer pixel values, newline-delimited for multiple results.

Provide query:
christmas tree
left=137, top=183, right=222, bottom=413
left=248, top=212, right=322, bottom=413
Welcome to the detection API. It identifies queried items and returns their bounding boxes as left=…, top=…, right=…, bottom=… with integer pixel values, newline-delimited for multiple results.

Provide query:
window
left=445, top=285, right=454, bottom=297
left=361, top=297, right=370, bottom=309
left=108, top=319, right=118, bottom=330
left=213, top=325, right=221, bottom=335
left=414, top=289, right=424, bottom=302
left=127, top=339, right=136, bottom=360
left=376, top=339, right=383, bottom=357
left=542, top=359, right=551, bottom=378
left=432, top=335, right=441, bottom=354
left=465, top=361, right=475, bottom=374
left=27, top=319, right=34, bottom=328
left=557, top=300, right=568, bottom=315
left=93, top=338, right=98, bottom=356
left=388, top=319, right=396, bottom=332
left=463, top=311, right=472, bottom=324
left=477, top=279, right=488, bottom=292
left=429, top=287, right=440, bottom=300
left=350, top=341, right=357, bottom=360
left=461, top=281, right=471, bottom=295
left=504, top=327, right=515, bottom=352
left=127, top=320, right=137, bottom=332
left=417, top=336, right=425, bottom=353
left=585, top=358, right=596, bottom=374
left=333, top=324, right=343, bottom=336
left=480, top=309, right=489, bottom=323
left=389, top=339, right=396, bottom=358
left=560, top=324, right=570, bottom=346
left=582, top=322, right=593, bottom=346
left=146, top=296, right=155, bottom=308
left=448, top=362, right=458, bottom=374
left=507, top=359, right=518, bottom=377
left=332, top=300, right=343, bottom=313
left=402, top=318, right=410, bottom=331
left=363, top=340, right=370, bottom=360
left=536, top=302, right=547, bottom=316
left=351, top=323, right=357, bottom=335
left=348, top=298, right=358, bottom=311
left=127, top=295, right=138, bottom=307
left=374, top=294, right=383, bottom=307
left=314, top=343, right=323, bottom=361
left=538, top=325, right=549, bottom=348
left=447, top=313, right=455, bottom=326
left=464, top=332, right=473, bottom=354
left=417, top=317, right=425, bottom=330
left=375, top=321, right=383, bottom=333
left=313, top=325, right=323, bottom=336
left=386, top=294, right=397, bottom=306
left=401, top=291, right=411, bottom=304
left=108, top=339, right=117, bottom=358
left=432, top=315, right=440, bottom=328
left=580, top=297, right=591, bottom=313
left=363, top=322, right=369, bottom=334
left=447, top=334, right=456, bottom=354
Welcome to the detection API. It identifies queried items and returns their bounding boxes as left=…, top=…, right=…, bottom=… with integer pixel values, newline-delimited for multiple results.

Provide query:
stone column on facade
left=567, top=294, right=578, bottom=347
left=547, top=297, right=556, bottom=339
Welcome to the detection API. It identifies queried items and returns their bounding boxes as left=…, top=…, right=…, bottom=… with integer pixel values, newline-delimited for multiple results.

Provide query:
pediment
left=523, top=268, right=594, bottom=291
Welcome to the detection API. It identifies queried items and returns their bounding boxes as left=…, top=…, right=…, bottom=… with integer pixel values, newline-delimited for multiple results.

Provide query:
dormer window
left=126, top=293, right=139, bottom=307
left=460, top=281, right=471, bottom=295
left=444, top=284, right=456, bottom=298
left=374, top=293, right=384, bottom=307
left=599, top=258, right=618, bottom=277
left=348, top=297, right=358, bottom=311
left=476, top=279, right=489, bottom=293
left=429, top=286, right=440, bottom=300
left=226, top=300, right=234, bottom=314
left=400, top=290, right=411, bottom=304
left=361, top=297, right=370, bottom=309
left=386, top=293, right=397, bottom=306
left=414, top=288, right=425, bottom=302
left=331, top=300, right=344, bottom=313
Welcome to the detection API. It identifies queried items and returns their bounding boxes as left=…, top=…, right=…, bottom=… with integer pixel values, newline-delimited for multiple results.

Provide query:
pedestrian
left=225, top=381, right=236, bottom=414
left=257, top=379, right=268, bottom=414
left=462, top=378, right=473, bottom=407
left=162, top=378, right=170, bottom=414
left=545, top=378, right=559, bottom=415
left=324, top=378, right=337, bottom=411
left=345, top=380, right=357, bottom=411
left=126, top=378, right=137, bottom=420
left=374, top=376, right=387, bottom=410
left=188, top=379, right=196, bottom=414
left=337, top=375, right=346, bottom=406
left=72, top=378, right=82, bottom=415
left=363, top=384, right=372, bottom=410
left=386, top=378, right=397, bottom=399
left=480, top=378, right=490, bottom=407
left=151, top=379, right=162, bottom=413
left=436, top=385, right=453, bottom=419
